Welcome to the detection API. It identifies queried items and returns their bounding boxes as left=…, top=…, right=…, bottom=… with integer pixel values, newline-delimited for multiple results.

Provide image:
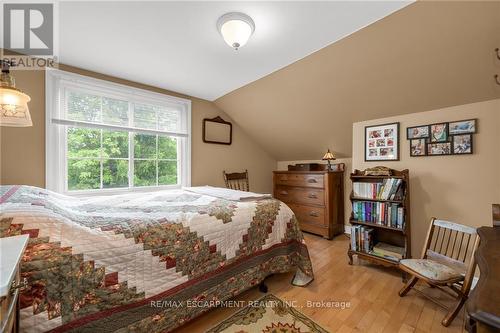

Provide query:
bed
left=0, top=185, right=314, bottom=333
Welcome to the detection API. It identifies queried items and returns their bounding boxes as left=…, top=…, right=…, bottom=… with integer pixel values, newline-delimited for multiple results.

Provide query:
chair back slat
left=454, top=232, right=465, bottom=260
left=223, top=170, right=249, bottom=192
left=450, top=230, right=459, bottom=258
left=444, top=228, right=453, bottom=256
left=438, top=227, right=447, bottom=253
left=462, top=234, right=472, bottom=262
left=431, top=226, right=440, bottom=251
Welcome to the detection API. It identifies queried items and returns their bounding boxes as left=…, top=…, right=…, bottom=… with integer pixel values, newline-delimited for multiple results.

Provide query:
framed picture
left=365, top=122, right=399, bottom=161
left=428, top=142, right=452, bottom=156
left=410, top=139, right=427, bottom=156
left=407, top=125, right=429, bottom=139
left=430, top=123, right=448, bottom=142
left=452, top=134, right=473, bottom=154
left=202, top=116, right=232, bottom=145
left=449, top=119, right=476, bottom=135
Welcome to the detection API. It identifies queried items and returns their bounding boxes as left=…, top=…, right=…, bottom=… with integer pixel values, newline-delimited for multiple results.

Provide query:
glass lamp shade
left=217, top=13, right=255, bottom=50
left=322, top=149, right=336, bottom=161
left=0, top=87, right=32, bottom=127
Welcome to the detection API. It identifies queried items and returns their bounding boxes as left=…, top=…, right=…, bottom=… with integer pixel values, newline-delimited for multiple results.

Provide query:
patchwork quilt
left=0, top=186, right=313, bottom=333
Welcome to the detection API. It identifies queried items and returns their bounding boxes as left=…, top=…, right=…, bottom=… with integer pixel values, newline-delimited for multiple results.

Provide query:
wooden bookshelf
left=347, top=168, right=411, bottom=271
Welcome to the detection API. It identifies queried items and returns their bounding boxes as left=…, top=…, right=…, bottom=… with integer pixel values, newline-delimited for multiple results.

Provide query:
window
left=46, top=69, right=191, bottom=194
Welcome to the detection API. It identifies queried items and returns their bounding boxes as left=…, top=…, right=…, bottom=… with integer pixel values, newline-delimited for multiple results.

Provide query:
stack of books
left=352, top=201, right=404, bottom=229
left=370, top=242, right=405, bottom=262
left=352, top=178, right=403, bottom=200
left=350, top=225, right=374, bottom=253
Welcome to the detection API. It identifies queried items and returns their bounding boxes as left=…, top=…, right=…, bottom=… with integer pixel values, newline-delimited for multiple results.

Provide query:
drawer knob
left=309, top=211, right=319, bottom=217
left=307, top=179, right=318, bottom=183
left=11, top=277, right=28, bottom=294
left=308, top=193, right=318, bottom=199
left=280, top=191, right=288, bottom=195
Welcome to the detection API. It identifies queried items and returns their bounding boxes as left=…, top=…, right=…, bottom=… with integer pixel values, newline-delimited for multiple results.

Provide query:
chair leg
left=441, top=296, right=466, bottom=327
left=399, top=276, right=418, bottom=297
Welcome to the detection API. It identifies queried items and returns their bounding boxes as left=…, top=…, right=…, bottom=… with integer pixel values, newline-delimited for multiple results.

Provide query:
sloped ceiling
left=214, top=1, right=500, bottom=160
left=57, top=1, right=411, bottom=101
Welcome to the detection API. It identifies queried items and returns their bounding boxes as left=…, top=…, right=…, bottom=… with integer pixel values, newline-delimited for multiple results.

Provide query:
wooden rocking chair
left=398, top=218, right=480, bottom=327
left=223, top=170, right=249, bottom=192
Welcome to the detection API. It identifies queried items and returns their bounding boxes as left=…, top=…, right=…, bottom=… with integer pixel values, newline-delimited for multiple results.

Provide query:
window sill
left=64, top=184, right=182, bottom=197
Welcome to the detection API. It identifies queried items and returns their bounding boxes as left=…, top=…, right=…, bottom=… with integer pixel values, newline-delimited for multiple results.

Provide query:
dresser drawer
left=288, top=204, right=326, bottom=227
left=298, top=221, right=329, bottom=237
left=275, top=186, right=325, bottom=206
left=274, top=173, right=324, bottom=188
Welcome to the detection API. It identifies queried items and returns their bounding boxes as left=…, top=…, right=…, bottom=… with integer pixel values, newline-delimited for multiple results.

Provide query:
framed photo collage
left=407, top=119, right=476, bottom=157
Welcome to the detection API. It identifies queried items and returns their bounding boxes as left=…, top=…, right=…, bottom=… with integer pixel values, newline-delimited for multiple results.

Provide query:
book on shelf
left=352, top=178, right=403, bottom=200
left=352, top=201, right=404, bottom=229
left=350, top=225, right=374, bottom=253
left=370, top=242, right=405, bottom=262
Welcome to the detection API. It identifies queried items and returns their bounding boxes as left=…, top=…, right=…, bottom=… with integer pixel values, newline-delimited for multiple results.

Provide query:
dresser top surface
left=0, top=234, right=29, bottom=297
left=273, top=170, right=343, bottom=174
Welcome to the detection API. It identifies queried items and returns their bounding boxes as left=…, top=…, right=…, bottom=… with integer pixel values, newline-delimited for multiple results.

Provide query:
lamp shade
left=0, top=87, right=32, bottom=127
left=322, top=149, right=336, bottom=161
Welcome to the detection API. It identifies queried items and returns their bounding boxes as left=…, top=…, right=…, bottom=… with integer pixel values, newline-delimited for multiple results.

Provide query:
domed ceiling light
left=217, top=12, right=255, bottom=50
left=0, top=60, right=32, bottom=127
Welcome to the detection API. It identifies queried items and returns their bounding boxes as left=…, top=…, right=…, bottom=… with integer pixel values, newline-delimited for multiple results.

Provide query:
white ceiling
left=59, top=1, right=412, bottom=101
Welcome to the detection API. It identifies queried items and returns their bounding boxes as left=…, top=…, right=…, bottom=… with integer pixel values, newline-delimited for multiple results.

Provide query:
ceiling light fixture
left=217, top=12, right=255, bottom=50
left=0, top=60, right=32, bottom=127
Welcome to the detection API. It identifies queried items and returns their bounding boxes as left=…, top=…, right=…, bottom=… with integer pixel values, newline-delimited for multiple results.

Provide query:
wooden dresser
left=273, top=169, right=344, bottom=239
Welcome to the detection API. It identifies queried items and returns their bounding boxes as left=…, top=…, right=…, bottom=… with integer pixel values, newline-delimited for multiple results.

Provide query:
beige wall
left=352, top=99, right=500, bottom=257
left=276, top=158, right=353, bottom=228
left=0, top=69, right=45, bottom=187
left=0, top=65, right=276, bottom=193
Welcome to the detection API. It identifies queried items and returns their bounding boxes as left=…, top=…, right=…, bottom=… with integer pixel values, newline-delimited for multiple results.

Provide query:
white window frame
left=45, top=68, right=191, bottom=195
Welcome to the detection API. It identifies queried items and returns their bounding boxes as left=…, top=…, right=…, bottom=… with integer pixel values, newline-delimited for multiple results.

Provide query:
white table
left=0, top=234, right=29, bottom=333
left=0, top=235, right=29, bottom=297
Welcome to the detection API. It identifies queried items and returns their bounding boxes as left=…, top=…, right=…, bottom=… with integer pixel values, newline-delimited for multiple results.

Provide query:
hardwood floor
left=174, top=233, right=466, bottom=333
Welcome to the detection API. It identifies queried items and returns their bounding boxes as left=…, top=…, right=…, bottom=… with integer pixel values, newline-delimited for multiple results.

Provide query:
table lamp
left=322, top=149, right=336, bottom=171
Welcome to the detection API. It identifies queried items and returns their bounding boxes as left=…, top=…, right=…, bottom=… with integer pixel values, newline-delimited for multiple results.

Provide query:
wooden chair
left=398, top=218, right=480, bottom=327
left=223, top=170, right=249, bottom=191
